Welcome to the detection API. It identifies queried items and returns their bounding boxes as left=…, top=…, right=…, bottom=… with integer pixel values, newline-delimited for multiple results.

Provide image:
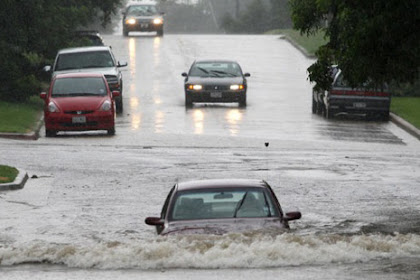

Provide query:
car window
left=55, top=51, right=115, bottom=71
left=189, top=62, right=242, bottom=77
left=127, top=5, right=157, bottom=16
left=169, top=188, right=279, bottom=221
left=52, top=77, right=107, bottom=97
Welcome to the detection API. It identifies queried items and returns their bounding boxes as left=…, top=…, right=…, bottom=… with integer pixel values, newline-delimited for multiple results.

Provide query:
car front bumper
left=45, top=111, right=115, bottom=131
left=186, top=90, right=246, bottom=103
left=124, top=22, right=163, bottom=32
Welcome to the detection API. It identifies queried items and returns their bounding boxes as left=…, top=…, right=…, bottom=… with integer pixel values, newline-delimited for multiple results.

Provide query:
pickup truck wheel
left=312, top=97, right=317, bottom=114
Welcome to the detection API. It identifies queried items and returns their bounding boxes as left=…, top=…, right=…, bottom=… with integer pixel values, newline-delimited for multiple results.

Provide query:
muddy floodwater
left=1, top=34, right=419, bottom=279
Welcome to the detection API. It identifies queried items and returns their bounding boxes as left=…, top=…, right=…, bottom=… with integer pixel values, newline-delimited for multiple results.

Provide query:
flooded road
left=0, top=34, right=419, bottom=279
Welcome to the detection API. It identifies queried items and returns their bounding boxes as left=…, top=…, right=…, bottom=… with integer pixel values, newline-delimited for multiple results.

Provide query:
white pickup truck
left=312, top=67, right=391, bottom=120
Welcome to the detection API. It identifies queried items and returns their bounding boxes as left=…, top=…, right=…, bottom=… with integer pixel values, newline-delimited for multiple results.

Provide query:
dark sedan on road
left=122, top=2, right=164, bottom=36
left=145, top=179, right=301, bottom=235
left=40, top=73, right=119, bottom=137
left=182, top=60, right=250, bottom=107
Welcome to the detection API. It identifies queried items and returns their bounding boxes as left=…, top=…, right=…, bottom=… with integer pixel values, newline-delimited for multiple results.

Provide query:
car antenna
left=264, top=142, right=269, bottom=181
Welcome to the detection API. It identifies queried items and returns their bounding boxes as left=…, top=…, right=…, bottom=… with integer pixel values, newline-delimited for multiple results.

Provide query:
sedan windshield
left=55, top=51, right=114, bottom=71
left=189, top=62, right=243, bottom=77
left=127, top=5, right=157, bottom=16
left=52, top=77, right=107, bottom=97
left=169, top=188, right=279, bottom=221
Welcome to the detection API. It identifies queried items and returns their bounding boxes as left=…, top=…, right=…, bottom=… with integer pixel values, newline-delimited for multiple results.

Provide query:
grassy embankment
left=0, top=95, right=43, bottom=133
left=0, top=165, right=18, bottom=183
left=270, top=29, right=420, bottom=129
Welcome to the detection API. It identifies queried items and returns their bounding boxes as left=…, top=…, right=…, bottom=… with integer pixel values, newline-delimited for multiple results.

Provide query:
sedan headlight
left=230, top=84, right=244, bottom=90
left=188, top=84, right=203, bottom=91
left=153, top=18, right=163, bottom=25
left=101, top=100, right=112, bottom=111
left=48, top=102, right=59, bottom=113
left=126, top=18, right=136, bottom=25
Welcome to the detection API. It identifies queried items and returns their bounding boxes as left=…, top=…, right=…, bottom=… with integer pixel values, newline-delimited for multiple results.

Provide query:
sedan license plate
left=353, top=102, right=366, bottom=108
left=72, top=116, right=86, bottom=124
left=210, top=92, right=222, bottom=98
left=141, top=23, right=149, bottom=28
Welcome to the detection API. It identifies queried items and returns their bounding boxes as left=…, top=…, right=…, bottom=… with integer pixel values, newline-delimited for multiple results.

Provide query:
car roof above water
left=176, top=179, right=268, bottom=191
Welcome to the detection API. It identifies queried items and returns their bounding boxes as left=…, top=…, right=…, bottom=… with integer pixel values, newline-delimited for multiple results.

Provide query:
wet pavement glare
left=0, top=34, right=419, bottom=279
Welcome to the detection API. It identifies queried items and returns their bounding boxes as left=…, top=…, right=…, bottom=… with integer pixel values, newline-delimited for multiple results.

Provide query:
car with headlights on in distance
left=43, top=46, right=127, bottom=114
left=40, top=73, right=119, bottom=137
left=122, top=1, right=164, bottom=36
left=182, top=60, right=250, bottom=107
left=145, top=179, right=301, bottom=235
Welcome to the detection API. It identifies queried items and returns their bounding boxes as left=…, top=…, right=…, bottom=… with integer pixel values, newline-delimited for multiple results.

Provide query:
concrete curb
left=280, top=35, right=317, bottom=59
left=0, top=168, right=29, bottom=191
left=0, top=114, right=44, bottom=140
left=390, top=113, right=420, bottom=140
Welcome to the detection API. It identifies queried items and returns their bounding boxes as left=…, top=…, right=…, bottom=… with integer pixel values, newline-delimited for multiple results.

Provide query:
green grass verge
left=267, top=29, right=328, bottom=56
left=0, top=165, right=18, bottom=183
left=0, top=95, right=43, bottom=133
left=391, top=97, right=420, bottom=129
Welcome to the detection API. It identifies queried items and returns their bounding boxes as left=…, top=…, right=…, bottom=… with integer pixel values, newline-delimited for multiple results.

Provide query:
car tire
left=157, top=28, right=164, bottom=37
left=312, top=96, right=317, bottom=114
left=185, top=95, right=193, bottom=107
left=239, top=95, right=247, bottom=107
left=379, top=111, right=390, bottom=121
left=116, top=99, right=123, bottom=113
left=107, top=127, right=115, bottom=136
left=123, top=27, right=129, bottom=37
left=45, top=130, right=57, bottom=137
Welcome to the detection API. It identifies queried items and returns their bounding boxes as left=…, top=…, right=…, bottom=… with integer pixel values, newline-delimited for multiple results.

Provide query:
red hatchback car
left=40, top=73, right=119, bottom=137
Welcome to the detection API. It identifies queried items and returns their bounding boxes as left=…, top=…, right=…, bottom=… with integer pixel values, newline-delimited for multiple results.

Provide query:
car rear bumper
left=328, top=96, right=390, bottom=113
left=45, top=112, right=115, bottom=131
left=186, top=91, right=246, bottom=103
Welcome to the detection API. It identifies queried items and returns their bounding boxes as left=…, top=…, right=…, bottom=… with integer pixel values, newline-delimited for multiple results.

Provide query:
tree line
left=0, top=0, right=123, bottom=102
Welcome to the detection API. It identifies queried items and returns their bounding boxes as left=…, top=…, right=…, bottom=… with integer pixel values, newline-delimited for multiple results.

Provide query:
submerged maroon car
left=40, top=73, right=119, bottom=137
left=145, top=179, right=301, bottom=235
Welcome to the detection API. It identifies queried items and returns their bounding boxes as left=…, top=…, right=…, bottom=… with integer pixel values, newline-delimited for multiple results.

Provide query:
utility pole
left=208, top=0, right=218, bottom=29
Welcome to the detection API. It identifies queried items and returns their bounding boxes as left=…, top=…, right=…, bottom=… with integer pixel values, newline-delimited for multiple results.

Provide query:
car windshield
left=127, top=5, right=157, bottom=16
left=52, top=77, right=107, bottom=97
left=189, top=62, right=242, bottom=77
left=169, top=188, right=279, bottom=221
left=55, top=51, right=114, bottom=71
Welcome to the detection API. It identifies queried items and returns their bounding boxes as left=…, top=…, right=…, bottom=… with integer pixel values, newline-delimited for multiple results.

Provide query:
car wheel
left=185, top=95, right=193, bottom=107
left=123, top=27, right=129, bottom=37
left=45, top=129, right=56, bottom=137
left=116, top=99, right=123, bottom=113
left=107, top=127, right=115, bottom=136
left=312, top=96, right=317, bottom=114
left=157, top=28, right=164, bottom=37
left=239, top=95, right=247, bottom=107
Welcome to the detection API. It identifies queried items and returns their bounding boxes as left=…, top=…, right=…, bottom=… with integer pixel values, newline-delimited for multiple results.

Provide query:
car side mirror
left=284, top=211, right=301, bottom=221
left=244, top=73, right=251, bottom=77
left=112, top=91, right=120, bottom=98
left=118, top=61, right=128, bottom=67
left=181, top=72, right=188, bottom=77
left=145, top=217, right=164, bottom=226
left=40, top=92, right=47, bottom=100
left=43, top=65, right=51, bottom=72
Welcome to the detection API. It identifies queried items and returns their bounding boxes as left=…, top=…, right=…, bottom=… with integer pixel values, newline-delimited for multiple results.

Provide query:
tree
left=290, top=0, right=420, bottom=91
left=0, top=0, right=123, bottom=102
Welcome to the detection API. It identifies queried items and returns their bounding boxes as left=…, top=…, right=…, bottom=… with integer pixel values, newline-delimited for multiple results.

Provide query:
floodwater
left=0, top=33, right=419, bottom=279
